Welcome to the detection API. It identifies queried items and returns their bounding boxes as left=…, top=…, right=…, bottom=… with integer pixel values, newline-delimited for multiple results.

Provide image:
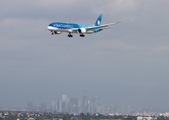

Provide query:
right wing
left=86, top=21, right=123, bottom=31
left=71, top=21, right=122, bottom=33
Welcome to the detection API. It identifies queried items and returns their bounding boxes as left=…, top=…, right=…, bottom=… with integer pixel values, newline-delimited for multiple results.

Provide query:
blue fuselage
left=48, top=22, right=103, bottom=33
left=49, top=22, right=92, bottom=29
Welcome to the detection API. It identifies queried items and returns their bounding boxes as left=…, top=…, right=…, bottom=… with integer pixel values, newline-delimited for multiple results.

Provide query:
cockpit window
left=49, top=23, right=53, bottom=26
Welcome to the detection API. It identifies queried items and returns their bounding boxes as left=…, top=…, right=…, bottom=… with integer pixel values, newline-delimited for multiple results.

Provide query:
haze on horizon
left=0, top=0, right=169, bottom=110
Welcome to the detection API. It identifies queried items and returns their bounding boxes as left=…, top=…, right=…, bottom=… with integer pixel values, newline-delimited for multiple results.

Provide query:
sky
left=0, top=0, right=169, bottom=110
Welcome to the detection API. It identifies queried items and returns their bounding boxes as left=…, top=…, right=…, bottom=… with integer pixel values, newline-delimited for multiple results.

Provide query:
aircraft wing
left=86, top=21, right=122, bottom=31
left=71, top=21, right=122, bottom=33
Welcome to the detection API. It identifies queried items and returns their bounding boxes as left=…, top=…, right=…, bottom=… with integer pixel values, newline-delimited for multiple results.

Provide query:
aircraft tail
left=94, top=14, right=103, bottom=26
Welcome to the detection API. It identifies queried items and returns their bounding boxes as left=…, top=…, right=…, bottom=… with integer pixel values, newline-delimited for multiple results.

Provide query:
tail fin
left=94, top=14, right=103, bottom=26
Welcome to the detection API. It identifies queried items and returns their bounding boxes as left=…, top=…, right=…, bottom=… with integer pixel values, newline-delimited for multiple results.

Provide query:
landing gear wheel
left=68, top=33, right=73, bottom=37
left=68, top=34, right=73, bottom=37
left=80, top=34, right=85, bottom=37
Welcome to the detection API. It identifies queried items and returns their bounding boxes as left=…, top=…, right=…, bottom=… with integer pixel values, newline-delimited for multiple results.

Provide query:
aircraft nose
left=47, top=26, right=53, bottom=30
left=47, top=26, right=57, bottom=31
left=47, top=26, right=50, bottom=30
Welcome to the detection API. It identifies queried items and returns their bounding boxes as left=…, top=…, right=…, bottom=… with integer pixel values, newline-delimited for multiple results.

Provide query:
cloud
left=39, top=0, right=78, bottom=7
left=98, top=40, right=136, bottom=50
left=152, top=46, right=169, bottom=53
left=94, top=40, right=136, bottom=55
left=0, top=17, right=47, bottom=52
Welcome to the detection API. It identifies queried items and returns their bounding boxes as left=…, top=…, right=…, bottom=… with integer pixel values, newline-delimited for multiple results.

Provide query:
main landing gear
left=80, top=34, right=85, bottom=37
left=68, top=33, right=73, bottom=37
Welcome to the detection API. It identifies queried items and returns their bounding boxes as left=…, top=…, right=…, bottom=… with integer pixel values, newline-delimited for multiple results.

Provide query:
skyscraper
left=51, top=101, right=56, bottom=111
left=82, top=92, right=88, bottom=113
left=62, top=94, right=67, bottom=102
left=70, top=98, right=78, bottom=113
left=61, top=94, right=69, bottom=112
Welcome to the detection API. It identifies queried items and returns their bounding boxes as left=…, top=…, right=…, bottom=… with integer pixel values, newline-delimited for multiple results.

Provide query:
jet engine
left=54, top=31, right=62, bottom=34
left=78, top=28, right=86, bottom=33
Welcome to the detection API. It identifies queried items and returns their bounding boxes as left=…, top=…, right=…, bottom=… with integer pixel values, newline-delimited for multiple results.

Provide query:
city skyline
left=24, top=93, right=168, bottom=115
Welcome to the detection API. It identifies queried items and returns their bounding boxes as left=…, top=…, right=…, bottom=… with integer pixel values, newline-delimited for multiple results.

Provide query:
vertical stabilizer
left=94, top=14, right=103, bottom=26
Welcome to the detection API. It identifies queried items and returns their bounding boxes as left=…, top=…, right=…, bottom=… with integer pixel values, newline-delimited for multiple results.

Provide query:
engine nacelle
left=54, top=31, right=62, bottom=34
left=78, top=28, right=86, bottom=33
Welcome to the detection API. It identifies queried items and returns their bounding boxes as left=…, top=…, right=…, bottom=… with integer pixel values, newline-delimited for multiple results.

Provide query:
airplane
left=47, top=14, right=122, bottom=37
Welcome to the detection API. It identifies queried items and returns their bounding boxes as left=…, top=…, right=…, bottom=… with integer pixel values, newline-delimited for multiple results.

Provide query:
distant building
left=27, top=118, right=35, bottom=120
left=96, top=106, right=102, bottom=113
left=27, top=101, right=33, bottom=111
left=51, top=100, right=56, bottom=111
left=82, top=92, right=88, bottom=113
left=62, top=94, right=67, bottom=102
left=137, top=116, right=156, bottom=120
left=61, top=94, right=69, bottom=112
left=58, top=100, right=62, bottom=112
left=101, top=106, right=105, bottom=114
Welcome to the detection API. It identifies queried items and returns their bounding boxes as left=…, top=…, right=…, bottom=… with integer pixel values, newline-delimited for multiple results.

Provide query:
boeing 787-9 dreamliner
left=47, top=14, right=122, bottom=37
